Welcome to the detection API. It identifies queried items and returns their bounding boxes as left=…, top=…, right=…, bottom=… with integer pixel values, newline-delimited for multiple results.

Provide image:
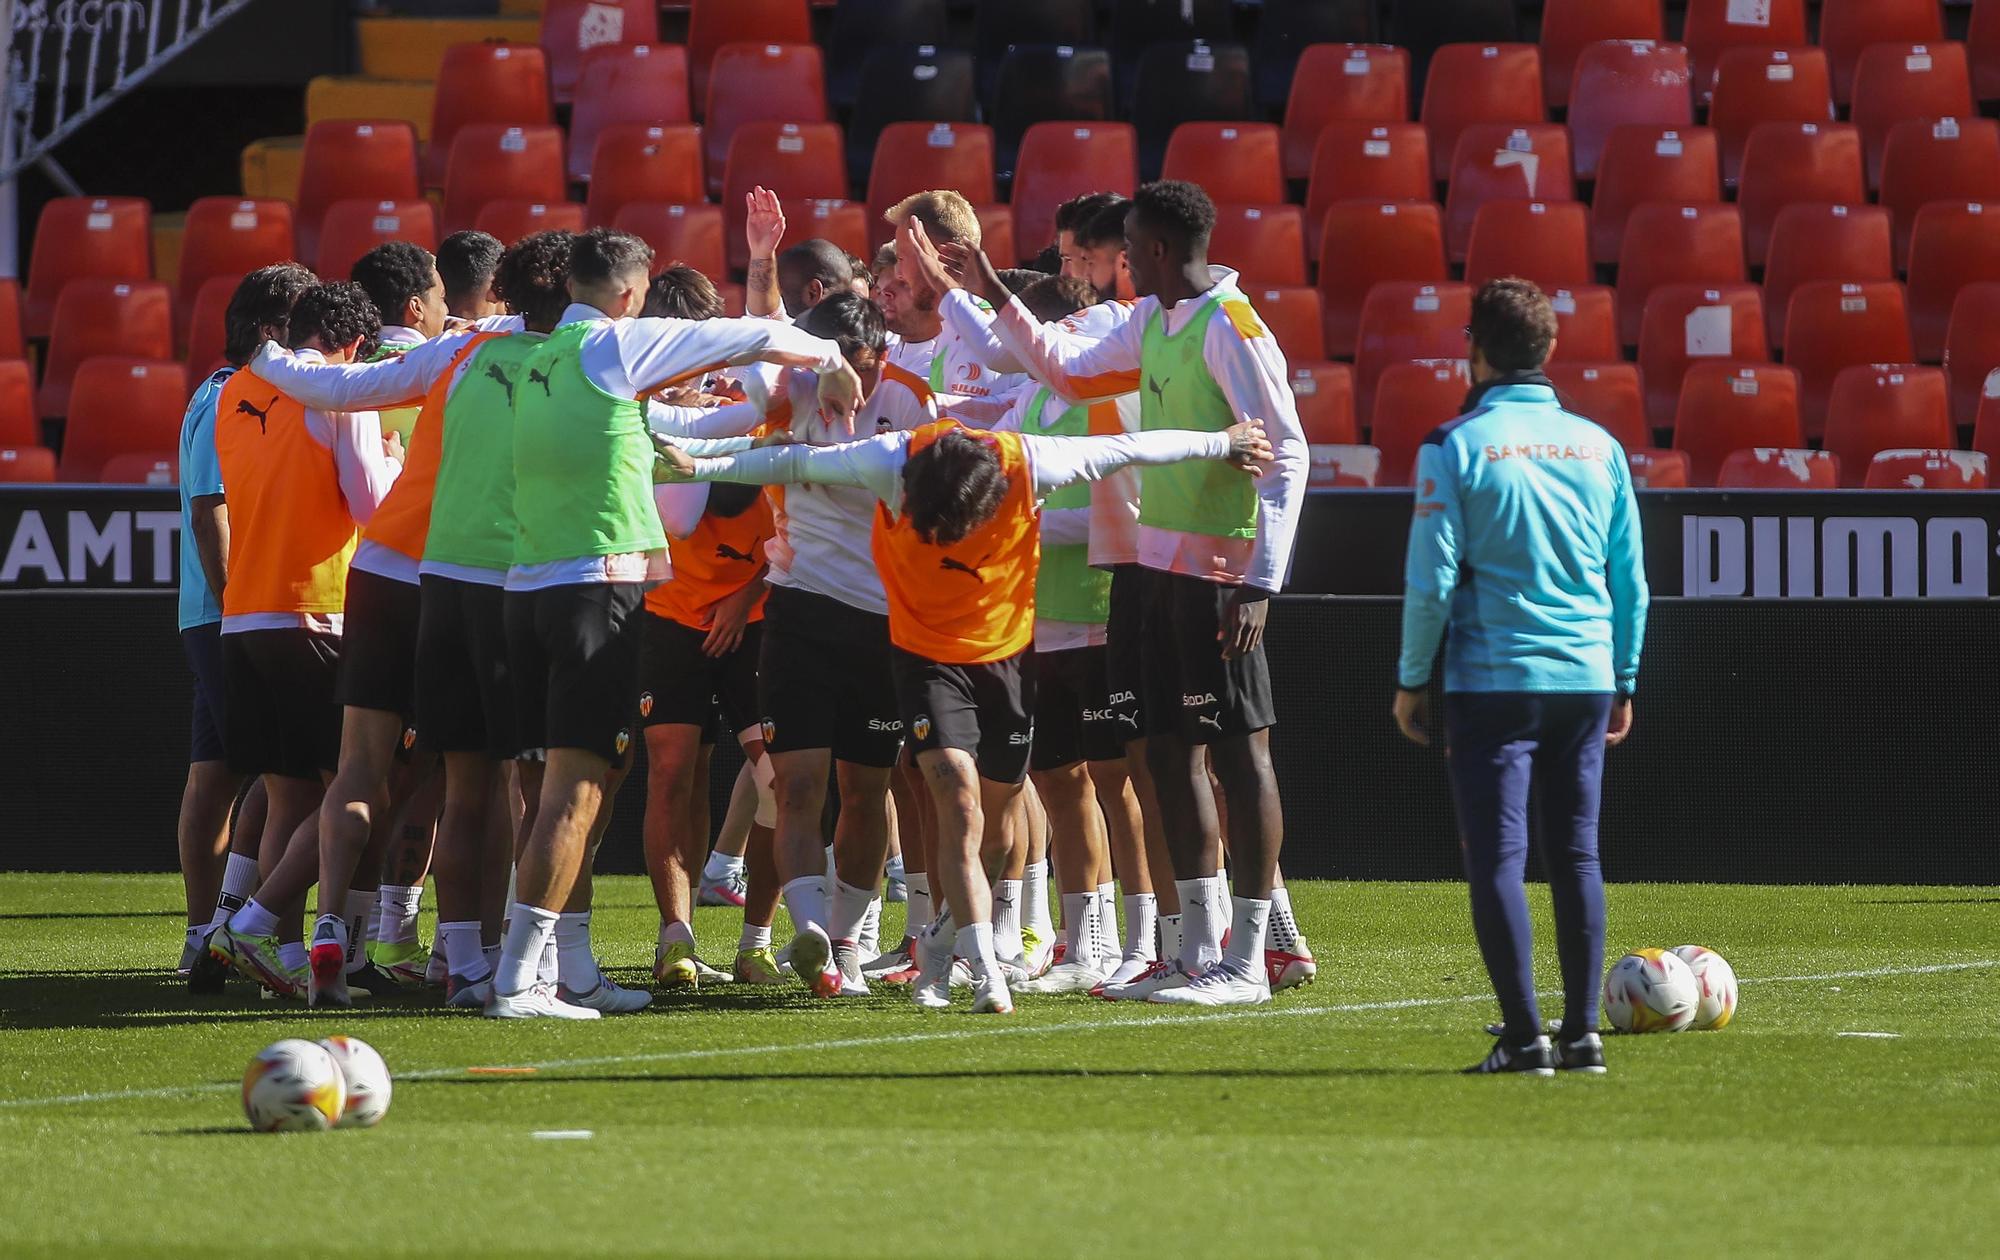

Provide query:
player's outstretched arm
left=956, top=242, right=1142, bottom=402
left=248, top=335, right=459, bottom=410
left=744, top=186, right=787, bottom=320
left=1022, top=421, right=1270, bottom=499
left=656, top=430, right=906, bottom=500
left=618, top=316, right=857, bottom=427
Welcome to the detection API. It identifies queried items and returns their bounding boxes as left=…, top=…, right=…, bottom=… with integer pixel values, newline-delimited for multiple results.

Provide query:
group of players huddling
left=171, top=177, right=1317, bottom=1019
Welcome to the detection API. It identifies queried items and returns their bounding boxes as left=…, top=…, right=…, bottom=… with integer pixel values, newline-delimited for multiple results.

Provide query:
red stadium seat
left=1547, top=362, right=1648, bottom=449
left=184, top=274, right=235, bottom=379
left=1682, top=0, right=1807, bottom=103
left=784, top=199, right=871, bottom=261
left=540, top=0, right=656, bottom=105
left=1463, top=200, right=1590, bottom=290
left=1280, top=44, right=1410, bottom=181
left=0, top=360, right=36, bottom=445
left=1354, top=281, right=1471, bottom=421
left=1209, top=204, right=1306, bottom=286
left=56, top=358, right=187, bottom=481
left=1626, top=448, right=1690, bottom=487
left=1906, top=201, right=2000, bottom=363
left=295, top=121, right=419, bottom=269
left=584, top=124, right=704, bottom=227
left=1852, top=42, right=1974, bottom=189
left=568, top=44, right=693, bottom=182
left=1568, top=40, right=1692, bottom=180
left=1304, top=122, right=1432, bottom=259
left=473, top=200, right=587, bottom=245
left=1547, top=286, right=1620, bottom=363
left=1314, top=201, right=1447, bottom=358
left=1762, top=203, right=1894, bottom=351
left=1011, top=123, right=1138, bottom=262
left=1306, top=443, right=1382, bottom=487
left=1976, top=0, right=2000, bottom=101
left=315, top=199, right=439, bottom=283
left=1247, top=286, right=1326, bottom=367
left=1636, top=283, right=1768, bottom=426
left=1163, top=122, right=1285, bottom=205
left=0, top=278, right=22, bottom=361
left=1824, top=364, right=1952, bottom=486
left=1371, top=359, right=1471, bottom=485
left=1672, top=362, right=1803, bottom=485
left=1716, top=446, right=1838, bottom=488
left=1736, top=123, right=1865, bottom=266
left=425, top=43, right=552, bottom=186
left=614, top=203, right=727, bottom=278
left=1820, top=0, right=1944, bottom=107
left=1538, top=0, right=1665, bottom=109
left=1290, top=362, right=1357, bottom=444
left=1783, top=280, right=1914, bottom=436
left=688, top=0, right=812, bottom=113
left=867, top=123, right=998, bottom=248
left=1708, top=46, right=1832, bottom=186
left=97, top=451, right=178, bottom=485
left=1944, top=282, right=2000, bottom=426
left=0, top=446, right=56, bottom=482
left=23, top=196, right=150, bottom=338
left=175, top=198, right=294, bottom=310
left=1419, top=43, right=1544, bottom=182
left=976, top=203, right=1018, bottom=268
left=1616, top=203, right=1746, bottom=346
left=37, top=281, right=173, bottom=418
left=704, top=42, right=828, bottom=199
left=441, top=124, right=566, bottom=235
left=1589, top=125, right=1720, bottom=266
left=1879, top=116, right=2000, bottom=261
left=1865, top=448, right=1988, bottom=489
left=1442, top=123, right=1573, bottom=263
left=722, top=122, right=847, bottom=272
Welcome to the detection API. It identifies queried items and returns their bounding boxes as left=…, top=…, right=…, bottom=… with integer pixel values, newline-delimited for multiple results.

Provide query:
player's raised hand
left=816, top=357, right=864, bottom=434
left=1224, top=419, right=1273, bottom=474
left=939, top=239, right=1007, bottom=305
left=745, top=186, right=786, bottom=260
left=897, top=219, right=960, bottom=296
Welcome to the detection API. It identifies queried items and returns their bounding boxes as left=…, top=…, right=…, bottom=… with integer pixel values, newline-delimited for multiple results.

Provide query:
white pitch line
left=1, top=958, right=1992, bottom=1113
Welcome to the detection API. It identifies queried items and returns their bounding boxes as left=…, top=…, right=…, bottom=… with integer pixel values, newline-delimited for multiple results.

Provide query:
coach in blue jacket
left=1393, top=278, right=1649, bottom=1076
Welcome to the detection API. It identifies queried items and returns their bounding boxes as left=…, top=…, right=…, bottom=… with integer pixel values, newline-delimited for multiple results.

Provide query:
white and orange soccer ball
left=242, top=1038, right=346, bottom=1132
left=1602, top=948, right=1699, bottom=1034
left=317, top=1035, right=393, bottom=1128
left=1670, top=946, right=1739, bottom=1030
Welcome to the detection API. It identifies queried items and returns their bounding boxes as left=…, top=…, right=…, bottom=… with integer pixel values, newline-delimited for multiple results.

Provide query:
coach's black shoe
left=341, top=960, right=400, bottom=996
left=186, top=933, right=231, bottom=995
left=1557, top=1033, right=1608, bottom=1074
left=1462, top=1035, right=1555, bottom=1076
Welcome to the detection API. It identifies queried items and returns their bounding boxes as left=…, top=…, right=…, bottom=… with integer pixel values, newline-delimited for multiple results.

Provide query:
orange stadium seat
left=1616, top=204, right=1746, bottom=346
left=1442, top=123, right=1572, bottom=263
left=1547, top=362, right=1648, bottom=449
left=425, top=43, right=552, bottom=186
left=1851, top=42, right=1974, bottom=189
left=1280, top=44, right=1410, bottom=181
left=441, top=124, right=566, bottom=235
left=0, top=278, right=22, bottom=360
left=97, top=452, right=178, bottom=485
left=1209, top=204, right=1306, bottom=286
left=784, top=199, right=871, bottom=261
left=1672, top=362, right=1804, bottom=485
left=24, top=196, right=151, bottom=338
left=1782, top=280, right=1913, bottom=435
left=1976, top=0, right=2000, bottom=101
left=1626, top=449, right=1690, bottom=487
left=848, top=45, right=979, bottom=185
left=184, top=274, right=236, bottom=379
left=1737, top=123, right=1864, bottom=266
left=1716, top=446, right=1839, bottom=489
left=1163, top=122, right=1284, bottom=204
left=0, top=361, right=36, bottom=445
left=584, top=124, right=704, bottom=227
left=704, top=42, right=828, bottom=199
left=56, top=358, right=187, bottom=482
left=1246, top=285, right=1326, bottom=366
left=1419, top=43, right=1544, bottom=182
left=1011, top=123, right=1138, bottom=262
left=1463, top=200, right=1590, bottom=290
left=1567, top=40, right=1693, bottom=181
left=1589, top=125, right=1720, bottom=266
left=1820, top=0, right=1944, bottom=106
left=567, top=44, right=693, bottom=182
left=0, top=446, right=56, bottom=482
left=1879, top=117, right=2000, bottom=261
left=1306, top=443, right=1382, bottom=488
left=1538, top=0, right=1664, bottom=109
left=614, top=203, right=727, bottom=278
left=1547, top=286, right=1620, bottom=363
left=1824, top=365, right=1952, bottom=486
left=1636, top=282, right=1767, bottom=427
left=295, top=121, right=420, bottom=269
left=1865, top=448, right=1988, bottom=489
left=1708, top=46, right=1832, bottom=186
left=315, top=199, right=439, bottom=283
left=1314, top=200, right=1447, bottom=358
left=1762, top=203, right=1894, bottom=350
left=867, top=123, right=998, bottom=248
left=688, top=0, right=812, bottom=112
left=1254, top=0, right=1380, bottom=111
left=976, top=204, right=1018, bottom=268
left=1943, top=283, right=2000, bottom=426
left=1906, top=202, right=2000, bottom=363
left=540, top=0, right=656, bottom=105
left=1682, top=0, right=1807, bottom=104
left=37, top=281, right=173, bottom=417
left=1354, top=281, right=1470, bottom=421
left=1290, top=362, right=1357, bottom=444
left=722, top=123, right=846, bottom=272
left=474, top=200, right=587, bottom=245
left=175, top=198, right=293, bottom=311
left=1304, top=122, right=1432, bottom=259
left=1372, top=360, right=1471, bottom=485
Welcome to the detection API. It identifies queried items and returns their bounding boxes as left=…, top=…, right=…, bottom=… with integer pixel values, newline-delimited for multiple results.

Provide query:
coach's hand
left=1393, top=687, right=1430, bottom=747
left=816, top=358, right=864, bottom=433
left=1606, top=697, right=1635, bottom=747
left=1219, top=587, right=1269, bottom=660
left=650, top=433, right=698, bottom=480
left=1224, top=420, right=1273, bottom=474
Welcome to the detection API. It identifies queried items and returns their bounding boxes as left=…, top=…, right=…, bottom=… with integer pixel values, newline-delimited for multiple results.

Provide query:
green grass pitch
left=2, top=875, right=1996, bottom=1258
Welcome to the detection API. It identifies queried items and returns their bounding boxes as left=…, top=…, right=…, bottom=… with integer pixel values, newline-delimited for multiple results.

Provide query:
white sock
left=1061, top=892, right=1089, bottom=960
left=1160, top=912, right=1184, bottom=962
left=375, top=884, right=422, bottom=945
left=1024, top=860, right=1053, bottom=940
left=555, top=911, right=602, bottom=993
left=905, top=872, right=931, bottom=940
left=783, top=875, right=829, bottom=937
left=703, top=849, right=744, bottom=883
left=440, top=920, right=489, bottom=982
left=993, top=879, right=1023, bottom=959
left=342, top=889, right=373, bottom=972
left=885, top=853, right=905, bottom=881
left=1223, top=897, right=1271, bottom=976
left=659, top=918, right=694, bottom=952
left=495, top=902, right=558, bottom=995
left=1082, top=891, right=1111, bottom=966
left=1175, top=878, right=1211, bottom=970
left=229, top=897, right=279, bottom=939
left=1269, top=886, right=1301, bottom=950
left=738, top=921, right=772, bottom=952
left=278, top=941, right=307, bottom=972
left=829, top=877, right=874, bottom=945
left=1095, top=881, right=1118, bottom=955
left=954, top=920, right=999, bottom=979
left=538, top=934, right=558, bottom=984
left=860, top=896, right=882, bottom=956
left=1217, top=866, right=1233, bottom=932
left=1122, top=893, right=1158, bottom=960
left=209, top=853, right=258, bottom=927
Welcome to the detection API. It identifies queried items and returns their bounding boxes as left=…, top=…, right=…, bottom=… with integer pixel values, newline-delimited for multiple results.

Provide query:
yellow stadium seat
left=239, top=135, right=305, bottom=203
left=305, top=76, right=437, bottom=142
left=354, top=16, right=541, bottom=82
left=150, top=214, right=184, bottom=287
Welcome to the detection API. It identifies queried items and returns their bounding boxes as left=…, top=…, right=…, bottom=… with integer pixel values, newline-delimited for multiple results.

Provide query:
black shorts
left=416, top=574, right=517, bottom=759
left=1103, top=564, right=1147, bottom=742
left=1138, top=567, right=1277, bottom=743
left=505, top=581, right=646, bottom=763
left=335, top=567, right=421, bottom=722
left=1030, top=644, right=1133, bottom=772
left=758, top=585, right=903, bottom=767
left=893, top=647, right=1037, bottom=785
left=183, top=622, right=229, bottom=764
left=222, top=627, right=342, bottom=779
left=639, top=612, right=762, bottom=744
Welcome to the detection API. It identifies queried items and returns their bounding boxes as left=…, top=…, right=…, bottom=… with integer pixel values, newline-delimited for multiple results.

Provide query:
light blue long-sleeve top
left=1397, top=379, right=1648, bottom=696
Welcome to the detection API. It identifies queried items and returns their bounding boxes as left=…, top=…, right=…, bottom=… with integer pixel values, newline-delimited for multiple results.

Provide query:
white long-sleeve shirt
left=887, top=298, right=1032, bottom=409
left=988, top=267, right=1308, bottom=593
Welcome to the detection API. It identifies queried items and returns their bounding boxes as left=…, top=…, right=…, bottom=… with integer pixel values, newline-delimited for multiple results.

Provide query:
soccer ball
left=242, top=1039, right=346, bottom=1132
left=1602, top=948, right=1699, bottom=1033
left=317, top=1035, right=393, bottom=1128
left=1671, top=946, right=1739, bottom=1030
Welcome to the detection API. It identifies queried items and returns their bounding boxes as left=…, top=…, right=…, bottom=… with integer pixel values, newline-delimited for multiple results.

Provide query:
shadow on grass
left=1859, top=897, right=2000, bottom=906
left=408, top=1066, right=1457, bottom=1088
left=0, top=910, right=186, bottom=920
